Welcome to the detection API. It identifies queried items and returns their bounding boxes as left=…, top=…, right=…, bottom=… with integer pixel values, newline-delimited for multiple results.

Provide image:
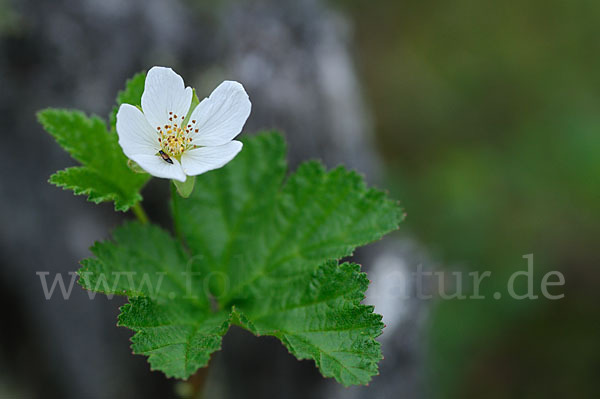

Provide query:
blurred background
left=1, top=0, right=599, bottom=398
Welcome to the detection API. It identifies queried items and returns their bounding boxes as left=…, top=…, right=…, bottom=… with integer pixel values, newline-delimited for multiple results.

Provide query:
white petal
left=189, top=81, right=251, bottom=147
left=180, top=141, right=243, bottom=176
left=116, top=104, right=160, bottom=157
left=130, top=153, right=187, bottom=182
left=141, top=66, right=193, bottom=130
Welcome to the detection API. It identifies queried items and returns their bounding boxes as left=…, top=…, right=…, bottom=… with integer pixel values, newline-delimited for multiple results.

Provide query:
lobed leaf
left=236, top=261, right=385, bottom=386
left=81, top=132, right=404, bottom=385
left=40, top=109, right=150, bottom=211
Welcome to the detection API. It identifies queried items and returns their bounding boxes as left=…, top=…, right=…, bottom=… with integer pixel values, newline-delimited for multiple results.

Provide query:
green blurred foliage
left=335, top=0, right=600, bottom=397
left=0, top=0, right=20, bottom=35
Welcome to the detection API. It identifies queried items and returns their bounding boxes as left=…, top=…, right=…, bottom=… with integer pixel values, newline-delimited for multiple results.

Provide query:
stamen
left=157, top=119, right=195, bottom=159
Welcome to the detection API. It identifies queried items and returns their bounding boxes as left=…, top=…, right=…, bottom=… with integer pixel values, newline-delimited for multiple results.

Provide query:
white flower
left=116, top=66, right=251, bottom=182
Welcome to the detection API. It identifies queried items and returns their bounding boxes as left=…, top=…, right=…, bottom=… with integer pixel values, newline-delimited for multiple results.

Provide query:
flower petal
left=189, top=81, right=251, bottom=147
left=180, top=141, right=243, bottom=176
left=141, top=66, right=193, bottom=130
left=116, top=104, right=160, bottom=158
left=130, top=153, right=187, bottom=182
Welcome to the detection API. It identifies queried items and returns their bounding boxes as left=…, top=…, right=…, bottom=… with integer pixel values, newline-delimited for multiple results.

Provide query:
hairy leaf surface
left=40, top=109, right=149, bottom=211
left=81, top=132, right=403, bottom=385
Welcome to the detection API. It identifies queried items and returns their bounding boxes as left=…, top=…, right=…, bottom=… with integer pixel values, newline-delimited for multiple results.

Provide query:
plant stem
left=131, top=202, right=149, bottom=224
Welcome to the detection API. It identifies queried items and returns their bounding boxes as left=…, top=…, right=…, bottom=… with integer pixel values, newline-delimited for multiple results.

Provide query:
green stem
left=131, top=202, right=149, bottom=224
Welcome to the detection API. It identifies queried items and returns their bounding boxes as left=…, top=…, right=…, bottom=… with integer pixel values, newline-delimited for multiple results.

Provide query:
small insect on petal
left=159, top=150, right=173, bottom=164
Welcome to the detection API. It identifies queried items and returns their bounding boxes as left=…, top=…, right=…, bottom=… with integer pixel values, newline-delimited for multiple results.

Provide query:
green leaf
left=119, top=296, right=230, bottom=378
left=236, top=260, right=385, bottom=386
left=79, top=222, right=229, bottom=378
left=109, top=71, right=146, bottom=130
left=173, top=132, right=402, bottom=385
left=40, top=109, right=150, bottom=211
left=81, top=132, right=403, bottom=385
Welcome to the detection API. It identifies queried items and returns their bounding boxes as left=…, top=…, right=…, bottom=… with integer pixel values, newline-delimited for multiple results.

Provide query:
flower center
left=155, top=112, right=199, bottom=159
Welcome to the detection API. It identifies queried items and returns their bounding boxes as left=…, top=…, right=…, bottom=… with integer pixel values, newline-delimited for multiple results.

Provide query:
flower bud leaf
left=127, top=159, right=148, bottom=174
left=173, top=176, right=196, bottom=198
